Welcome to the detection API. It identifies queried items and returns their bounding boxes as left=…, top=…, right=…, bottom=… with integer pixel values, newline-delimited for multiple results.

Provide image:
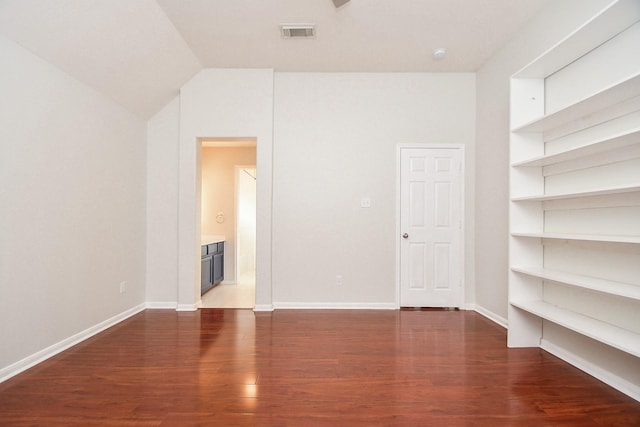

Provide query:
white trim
left=253, top=304, right=274, bottom=312
left=396, top=143, right=466, bottom=309
left=181, top=135, right=272, bottom=312
left=541, top=339, right=640, bottom=402
left=273, top=302, right=397, bottom=310
left=145, top=301, right=178, bottom=309
left=176, top=303, right=199, bottom=311
left=472, top=304, right=508, bottom=329
left=0, top=303, right=146, bottom=383
left=395, top=145, right=402, bottom=308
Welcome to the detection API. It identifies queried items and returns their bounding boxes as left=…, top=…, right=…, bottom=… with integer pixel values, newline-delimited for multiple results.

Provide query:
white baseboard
left=253, top=304, right=274, bottom=312
left=0, top=303, right=146, bottom=383
left=541, top=339, right=640, bottom=402
left=273, top=302, right=397, bottom=310
left=145, top=301, right=177, bottom=309
left=471, top=304, right=508, bottom=329
left=176, top=303, right=199, bottom=311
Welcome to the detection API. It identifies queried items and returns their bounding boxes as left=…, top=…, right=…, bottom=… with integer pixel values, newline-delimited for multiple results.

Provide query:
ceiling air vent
left=281, top=24, right=315, bottom=39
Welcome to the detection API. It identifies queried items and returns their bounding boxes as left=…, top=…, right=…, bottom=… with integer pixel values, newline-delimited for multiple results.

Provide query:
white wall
left=178, top=69, right=274, bottom=310
left=149, top=70, right=475, bottom=311
left=272, top=73, right=475, bottom=307
left=237, top=167, right=257, bottom=276
left=0, top=36, right=146, bottom=373
left=146, top=97, right=180, bottom=305
left=474, top=0, right=614, bottom=323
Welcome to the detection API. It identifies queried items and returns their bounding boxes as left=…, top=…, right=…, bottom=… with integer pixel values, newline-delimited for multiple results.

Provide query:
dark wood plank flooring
left=1, top=309, right=639, bottom=426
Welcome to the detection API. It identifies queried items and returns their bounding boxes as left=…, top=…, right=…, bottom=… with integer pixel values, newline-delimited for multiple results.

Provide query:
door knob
left=402, top=233, right=409, bottom=239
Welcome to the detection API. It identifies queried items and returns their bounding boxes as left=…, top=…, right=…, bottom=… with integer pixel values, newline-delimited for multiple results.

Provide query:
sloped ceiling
left=0, top=0, right=551, bottom=120
left=0, top=0, right=202, bottom=119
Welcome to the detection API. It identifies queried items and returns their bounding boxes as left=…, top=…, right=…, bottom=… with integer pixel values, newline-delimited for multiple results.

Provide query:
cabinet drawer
left=201, top=245, right=207, bottom=256
left=207, top=243, right=217, bottom=254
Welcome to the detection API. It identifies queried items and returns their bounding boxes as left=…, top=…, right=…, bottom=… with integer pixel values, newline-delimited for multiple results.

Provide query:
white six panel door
left=400, top=147, right=463, bottom=307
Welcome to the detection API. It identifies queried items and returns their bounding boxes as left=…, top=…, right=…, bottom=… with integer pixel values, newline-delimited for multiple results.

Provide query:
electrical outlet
left=336, top=275, right=343, bottom=286
left=119, top=281, right=127, bottom=294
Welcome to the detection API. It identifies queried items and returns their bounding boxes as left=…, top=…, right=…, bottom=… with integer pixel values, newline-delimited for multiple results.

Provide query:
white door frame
left=179, top=136, right=272, bottom=312
left=395, top=144, right=465, bottom=308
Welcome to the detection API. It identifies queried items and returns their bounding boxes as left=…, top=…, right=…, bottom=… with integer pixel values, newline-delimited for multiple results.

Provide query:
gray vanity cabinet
left=201, top=241, right=224, bottom=295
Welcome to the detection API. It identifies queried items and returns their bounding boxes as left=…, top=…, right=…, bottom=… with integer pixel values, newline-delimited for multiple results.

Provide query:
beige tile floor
left=200, top=271, right=255, bottom=308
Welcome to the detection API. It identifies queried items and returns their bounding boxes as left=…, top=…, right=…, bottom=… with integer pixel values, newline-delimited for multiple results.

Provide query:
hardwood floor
left=1, top=309, right=639, bottom=426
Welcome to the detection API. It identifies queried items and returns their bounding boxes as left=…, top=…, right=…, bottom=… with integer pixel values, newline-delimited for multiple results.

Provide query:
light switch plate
left=360, top=198, right=371, bottom=208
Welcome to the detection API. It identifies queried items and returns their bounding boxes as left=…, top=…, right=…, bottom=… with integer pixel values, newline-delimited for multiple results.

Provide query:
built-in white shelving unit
left=509, top=0, right=640, bottom=401
left=511, top=266, right=640, bottom=301
left=509, top=299, right=640, bottom=358
left=512, top=126, right=640, bottom=167
left=511, top=183, right=640, bottom=201
left=512, top=73, right=640, bottom=133
left=511, top=232, right=640, bottom=244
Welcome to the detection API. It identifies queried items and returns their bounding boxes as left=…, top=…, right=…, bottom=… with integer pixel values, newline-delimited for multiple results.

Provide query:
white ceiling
left=0, top=0, right=552, bottom=119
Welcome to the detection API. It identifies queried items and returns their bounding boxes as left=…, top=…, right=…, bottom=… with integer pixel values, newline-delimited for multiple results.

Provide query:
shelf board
left=512, top=74, right=640, bottom=133
left=510, top=299, right=640, bottom=357
left=511, top=232, right=640, bottom=244
left=514, top=0, right=640, bottom=79
left=512, top=127, right=640, bottom=167
left=511, top=266, right=640, bottom=301
left=511, top=183, right=640, bottom=202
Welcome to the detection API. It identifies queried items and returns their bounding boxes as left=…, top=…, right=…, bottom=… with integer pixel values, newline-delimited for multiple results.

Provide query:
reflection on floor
left=201, top=271, right=255, bottom=308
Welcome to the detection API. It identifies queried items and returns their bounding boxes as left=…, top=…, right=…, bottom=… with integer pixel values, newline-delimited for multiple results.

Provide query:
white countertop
left=201, top=235, right=225, bottom=245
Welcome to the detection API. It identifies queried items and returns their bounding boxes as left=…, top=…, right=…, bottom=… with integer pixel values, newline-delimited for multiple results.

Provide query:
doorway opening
left=199, top=139, right=256, bottom=308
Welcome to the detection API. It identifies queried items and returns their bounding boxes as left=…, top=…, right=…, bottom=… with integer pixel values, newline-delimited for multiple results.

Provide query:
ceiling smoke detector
left=432, top=48, right=447, bottom=60
left=281, top=24, right=316, bottom=39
